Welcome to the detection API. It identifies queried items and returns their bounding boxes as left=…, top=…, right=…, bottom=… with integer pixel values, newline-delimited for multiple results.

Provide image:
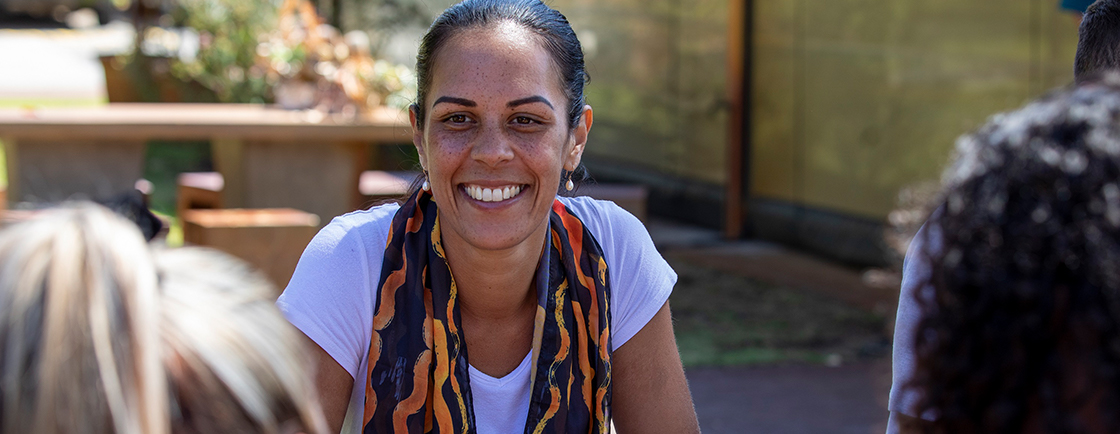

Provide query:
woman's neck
left=440, top=221, right=547, bottom=321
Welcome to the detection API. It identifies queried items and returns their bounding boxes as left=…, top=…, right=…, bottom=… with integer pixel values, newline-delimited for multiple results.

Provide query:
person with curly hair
left=888, top=3, right=1120, bottom=430
left=899, top=76, right=1120, bottom=433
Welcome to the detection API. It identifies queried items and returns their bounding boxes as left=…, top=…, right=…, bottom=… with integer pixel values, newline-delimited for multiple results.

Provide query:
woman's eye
left=513, top=116, right=538, bottom=125
left=447, top=114, right=468, bottom=123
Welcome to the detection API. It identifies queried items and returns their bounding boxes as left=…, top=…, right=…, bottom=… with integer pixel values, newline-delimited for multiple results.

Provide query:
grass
left=0, top=97, right=105, bottom=108
left=153, top=210, right=184, bottom=247
left=667, top=256, right=890, bottom=368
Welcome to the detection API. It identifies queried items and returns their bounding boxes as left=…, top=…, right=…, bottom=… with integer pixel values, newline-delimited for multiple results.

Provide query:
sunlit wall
left=752, top=0, right=1080, bottom=221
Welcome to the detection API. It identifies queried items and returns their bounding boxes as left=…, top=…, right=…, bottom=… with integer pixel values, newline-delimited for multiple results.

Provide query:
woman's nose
left=470, top=125, right=515, bottom=166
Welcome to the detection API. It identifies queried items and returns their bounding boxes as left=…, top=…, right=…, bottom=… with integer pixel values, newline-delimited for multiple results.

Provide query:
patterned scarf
left=362, top=189, right=612, bottom=433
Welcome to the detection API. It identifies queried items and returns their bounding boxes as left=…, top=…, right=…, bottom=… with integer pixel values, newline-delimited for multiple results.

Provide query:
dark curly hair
left=908, top=74, right=1120, bottom=434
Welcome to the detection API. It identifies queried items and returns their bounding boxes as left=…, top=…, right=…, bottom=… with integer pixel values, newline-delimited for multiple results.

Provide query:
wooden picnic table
left=0, top=103, right=412, bottom=223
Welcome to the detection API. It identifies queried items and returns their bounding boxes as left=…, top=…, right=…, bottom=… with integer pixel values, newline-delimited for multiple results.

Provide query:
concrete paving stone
left=687, top=359, right=892, bottom=434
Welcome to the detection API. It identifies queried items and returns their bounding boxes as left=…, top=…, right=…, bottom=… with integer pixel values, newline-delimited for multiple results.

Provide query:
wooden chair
left=177, top=172, right=224, bottom=240
left=177, top=172, right=224, bottom=216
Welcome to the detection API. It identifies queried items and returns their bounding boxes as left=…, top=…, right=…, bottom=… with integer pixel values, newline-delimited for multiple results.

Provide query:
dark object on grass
left=98, top=189, right=163, bottom=242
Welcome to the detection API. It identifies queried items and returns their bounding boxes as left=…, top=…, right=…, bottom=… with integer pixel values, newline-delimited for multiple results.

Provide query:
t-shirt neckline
left=468, top=353, right=533, bottom=387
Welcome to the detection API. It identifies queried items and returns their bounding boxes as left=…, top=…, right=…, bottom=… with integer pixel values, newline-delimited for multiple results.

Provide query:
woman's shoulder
left=329, top=202, right=401, bottom=230
left=313, top=202, right=401, bottom=246
left=557, top=195, right=645, bottom=241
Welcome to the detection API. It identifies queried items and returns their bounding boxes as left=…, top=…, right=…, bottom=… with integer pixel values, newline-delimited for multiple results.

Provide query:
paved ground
left=688, top=361, right=891, bottom=434
left=648, top=219, right=896, bottom=433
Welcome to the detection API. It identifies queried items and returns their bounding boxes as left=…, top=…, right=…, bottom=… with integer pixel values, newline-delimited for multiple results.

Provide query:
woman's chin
left=475, top=222, right=542, bottom=249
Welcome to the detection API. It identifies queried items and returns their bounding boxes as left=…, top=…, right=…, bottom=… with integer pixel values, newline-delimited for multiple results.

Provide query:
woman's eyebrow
left=433, top=96, right=476, bottom=107
left=508, top=96, right=554, bottom=109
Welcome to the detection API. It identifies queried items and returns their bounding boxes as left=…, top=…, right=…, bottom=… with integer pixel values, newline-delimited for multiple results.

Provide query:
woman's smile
left=461, top=183, right=527, bottom=203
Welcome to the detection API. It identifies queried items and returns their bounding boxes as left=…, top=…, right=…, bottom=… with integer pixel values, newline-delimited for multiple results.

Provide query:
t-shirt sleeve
left=888, top=219, right=937, bottom=420
left=277, top=209, right=389, bottom=380
left=564, top=197, right=677, bottom=352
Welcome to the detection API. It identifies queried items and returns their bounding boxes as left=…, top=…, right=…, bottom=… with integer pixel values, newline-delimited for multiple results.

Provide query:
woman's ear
left=409, top=104, right=428, bottom=170
left=564, top=105, right=593, bottom=171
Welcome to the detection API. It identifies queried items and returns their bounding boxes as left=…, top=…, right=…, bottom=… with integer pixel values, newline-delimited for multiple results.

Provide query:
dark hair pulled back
left=413, top=0, right=588, bottom=129
left=1075, top=0, right=1120, bottom=83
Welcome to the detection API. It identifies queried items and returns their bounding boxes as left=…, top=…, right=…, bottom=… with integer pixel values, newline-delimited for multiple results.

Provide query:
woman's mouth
left=463, top=184, right=524, bottom=203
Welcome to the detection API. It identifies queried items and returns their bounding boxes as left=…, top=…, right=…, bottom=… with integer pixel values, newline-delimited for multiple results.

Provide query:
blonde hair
left=0, top=202, right=168, bottom=434
left=0, top=202, right=326, bottom=434
left=154, top=247, right=327, bottom=434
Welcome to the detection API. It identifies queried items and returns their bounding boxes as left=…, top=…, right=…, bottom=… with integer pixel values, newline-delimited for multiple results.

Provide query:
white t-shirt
left=886, top=215, right=941, bottom=433
left=278, top=196, right=676, bottom=434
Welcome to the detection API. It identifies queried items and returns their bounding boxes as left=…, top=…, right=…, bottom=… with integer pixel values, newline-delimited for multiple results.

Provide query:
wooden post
left=724, top=0, right=750, bottom=239
left=212, top=137, right=246, bottom=208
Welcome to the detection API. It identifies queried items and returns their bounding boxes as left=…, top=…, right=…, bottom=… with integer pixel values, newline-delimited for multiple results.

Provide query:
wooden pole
left=724, top=0, right=750, bottom=239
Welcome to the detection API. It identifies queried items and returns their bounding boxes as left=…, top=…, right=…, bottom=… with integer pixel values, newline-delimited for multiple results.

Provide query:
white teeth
left=465, top=184, right=522, bottom=202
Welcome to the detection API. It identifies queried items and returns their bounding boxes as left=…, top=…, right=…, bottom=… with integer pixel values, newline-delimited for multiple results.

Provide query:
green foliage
left=170, top=0, right=281, bottom=103
left=142, top=140, right=212, bottom=217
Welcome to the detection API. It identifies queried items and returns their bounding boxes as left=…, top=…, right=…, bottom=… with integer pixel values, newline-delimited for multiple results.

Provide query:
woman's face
left=411, top=22, right=592, bottom=252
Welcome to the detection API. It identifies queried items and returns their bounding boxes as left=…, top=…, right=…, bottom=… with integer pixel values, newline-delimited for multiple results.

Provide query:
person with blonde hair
left=0, top=202, right=168, bottom=434
left=156, top=246, right=328, bottom=434
left=0, top=202, right=327, bottom=434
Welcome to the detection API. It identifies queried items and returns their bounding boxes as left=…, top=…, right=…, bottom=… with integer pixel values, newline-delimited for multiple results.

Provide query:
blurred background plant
left=167, top=0, right=278, bottom=103
left=103, top=0, right=417, bottom=111
left=253, top=0, right=416, bottom=113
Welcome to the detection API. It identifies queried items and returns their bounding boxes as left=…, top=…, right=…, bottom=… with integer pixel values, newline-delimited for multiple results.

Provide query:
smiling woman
left=277, top=1, right=700, bottom=433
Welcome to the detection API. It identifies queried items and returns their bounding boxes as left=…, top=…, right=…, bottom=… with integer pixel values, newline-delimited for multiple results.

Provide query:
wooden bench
left=177, top=170, right=419, bottom=217
left=576, top=183, right=649, bottom=223
left=358, top=170, right=418, bottom=206
left=181, top=208, right=319, bottom=293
